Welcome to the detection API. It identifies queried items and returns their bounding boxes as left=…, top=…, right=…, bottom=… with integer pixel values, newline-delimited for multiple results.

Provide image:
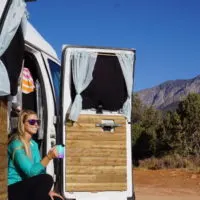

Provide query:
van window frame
left=47, top=59, right=61, bottom=107
left=41, top=53, right=61, bottom=113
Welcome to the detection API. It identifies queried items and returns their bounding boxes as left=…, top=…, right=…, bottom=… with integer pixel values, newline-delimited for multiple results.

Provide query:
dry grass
left=138, top=154, right=200, bottom=172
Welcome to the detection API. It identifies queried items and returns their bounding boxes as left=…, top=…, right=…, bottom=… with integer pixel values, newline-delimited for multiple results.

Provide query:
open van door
left=59, top=45, right=136, bottom=200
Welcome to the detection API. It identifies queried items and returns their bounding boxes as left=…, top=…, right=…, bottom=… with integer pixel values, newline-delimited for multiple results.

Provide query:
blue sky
left=27, top=0, right=200, bottom=91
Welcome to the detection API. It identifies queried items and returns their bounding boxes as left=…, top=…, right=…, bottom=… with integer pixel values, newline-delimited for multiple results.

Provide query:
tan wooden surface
left=66, top=174, right=126, bottom=183
left=67, top=148, right=126, bottom=157
left=0, top=169, right=7, bottom=181
left=67, top=126, right=126, bottom=133
left=74, top=115, right=126, bottom=123
left=0, top=181, right=7, bottom=193
left=0, top=194, right=7, bottom=200
left=65, top=114, right=127, bottom=192
left=0, top=100, right=7, bottom=200
left=0, top=144, right=7, bottom=157
left=66, top=166, right=126, bottom=174
left=65, top=183, right=127, bottom=192
left=66, top=131, right=126, bottom=141
left=66, top=140, right=126, bottom=149
left=66, top=157, right=126, bottom=166
left=0, top=156, right=7, bottom=169
left=0, top=134, right=7, bottom=145
left=0, top=101, right=7, bottom=145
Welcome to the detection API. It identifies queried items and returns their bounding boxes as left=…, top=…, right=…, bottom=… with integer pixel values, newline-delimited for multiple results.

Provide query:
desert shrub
left=138, top=157, right=160, bottom=170
left=138, top=154, right=198, bottom=170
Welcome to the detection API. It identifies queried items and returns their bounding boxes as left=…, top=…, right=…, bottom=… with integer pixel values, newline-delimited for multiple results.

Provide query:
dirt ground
left=133, top=168, right=200, bottom=200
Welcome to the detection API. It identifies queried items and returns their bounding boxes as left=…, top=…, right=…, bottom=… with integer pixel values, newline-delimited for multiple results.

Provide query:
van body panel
left=25, top=22, right=58, bottom=60
left=34, top=51, right=56, bottom=175
left=41, top=52, right=61, bottom=106
left=60, top=46, right=135, bottom=200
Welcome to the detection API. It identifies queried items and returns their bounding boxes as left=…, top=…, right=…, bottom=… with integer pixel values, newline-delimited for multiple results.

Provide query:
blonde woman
left=8, top=110, right=63, bottom=200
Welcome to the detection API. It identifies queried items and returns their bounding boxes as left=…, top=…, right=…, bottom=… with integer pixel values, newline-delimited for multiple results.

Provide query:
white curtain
left=0, top=0, right=26, bottom=96
left=117, top=53, right=135, bottom=122
left=69, top=51, right=98, bottom=121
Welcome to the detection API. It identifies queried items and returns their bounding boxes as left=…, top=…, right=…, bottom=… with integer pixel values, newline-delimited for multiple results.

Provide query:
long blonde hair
left=8, top=109, right=38, bottom=158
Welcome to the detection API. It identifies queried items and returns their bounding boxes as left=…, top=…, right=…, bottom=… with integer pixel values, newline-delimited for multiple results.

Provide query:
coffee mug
left=56, top=145, right=64, bottom=159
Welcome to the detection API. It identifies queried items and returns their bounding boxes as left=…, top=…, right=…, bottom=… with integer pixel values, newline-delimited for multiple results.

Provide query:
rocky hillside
left=136, top=75, right=200, bottom=110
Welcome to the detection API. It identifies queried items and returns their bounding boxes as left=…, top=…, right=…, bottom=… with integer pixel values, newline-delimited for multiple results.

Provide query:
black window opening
left=23, top=52, right=48, bottom=152
left=48, top=59, right=61, bottom=105
left=71, top=54, right=128, bottom=112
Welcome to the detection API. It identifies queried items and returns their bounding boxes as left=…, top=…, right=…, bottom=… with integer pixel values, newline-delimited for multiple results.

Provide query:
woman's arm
left=9, top=140, right=45, bottom=177
left=9, top=140, right=59, bottom=177
left=40, top=146, right=58, bottom=167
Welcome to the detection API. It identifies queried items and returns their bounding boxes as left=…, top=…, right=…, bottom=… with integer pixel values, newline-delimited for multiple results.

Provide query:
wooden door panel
left=0, top=100, right=8, bottom=200
left=65, top=114, right=127, bottom=192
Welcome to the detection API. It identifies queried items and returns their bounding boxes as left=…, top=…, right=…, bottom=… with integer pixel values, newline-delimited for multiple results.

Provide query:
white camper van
left=0, top=1, right=136, bottom=200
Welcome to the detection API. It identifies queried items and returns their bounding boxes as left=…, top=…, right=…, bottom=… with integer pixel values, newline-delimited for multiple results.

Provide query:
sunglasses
left=26, top=119, right=41, bottom=126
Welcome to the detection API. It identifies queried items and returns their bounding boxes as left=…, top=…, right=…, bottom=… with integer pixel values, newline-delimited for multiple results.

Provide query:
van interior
left=71, top=53, right=128, bottom=114
left=7, top=50, right=47, bottom=155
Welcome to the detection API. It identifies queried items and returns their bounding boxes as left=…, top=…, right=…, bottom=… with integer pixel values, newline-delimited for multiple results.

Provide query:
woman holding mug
left=8, top=109, right=63, bottom=200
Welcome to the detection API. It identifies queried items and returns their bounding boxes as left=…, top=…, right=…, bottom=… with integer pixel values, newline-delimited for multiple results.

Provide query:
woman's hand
left=49, top=190, right=64, bottom=200
left=41, top=146, right=59, bottom=167
left=47, top=146, right=58, bottom=160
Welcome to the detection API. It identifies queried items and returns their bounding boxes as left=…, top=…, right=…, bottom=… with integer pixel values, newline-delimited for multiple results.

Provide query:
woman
left=8, top=110, right=64, bottom=200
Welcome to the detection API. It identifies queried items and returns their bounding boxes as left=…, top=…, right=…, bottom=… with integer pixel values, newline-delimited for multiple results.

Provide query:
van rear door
left=59, top=45, right=136, bottom=200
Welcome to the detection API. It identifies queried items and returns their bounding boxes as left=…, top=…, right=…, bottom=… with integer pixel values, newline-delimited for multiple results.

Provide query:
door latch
left=96, top=120, right=121, bottom=132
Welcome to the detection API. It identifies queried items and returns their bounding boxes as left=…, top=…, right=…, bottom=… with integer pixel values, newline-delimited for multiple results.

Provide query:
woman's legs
left=8, top=174, right=53, bottom=200
left=31, top=174, right=53, bottom=200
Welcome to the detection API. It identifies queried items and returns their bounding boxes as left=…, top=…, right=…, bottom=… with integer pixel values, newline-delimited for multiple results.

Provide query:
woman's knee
left=39, top=174, right=53, bottom=185
left=33, top=174, right=53, bottom=189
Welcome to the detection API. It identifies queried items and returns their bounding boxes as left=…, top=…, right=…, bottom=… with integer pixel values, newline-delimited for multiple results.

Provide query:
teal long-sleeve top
left=8, top=139, right=45, bottom=185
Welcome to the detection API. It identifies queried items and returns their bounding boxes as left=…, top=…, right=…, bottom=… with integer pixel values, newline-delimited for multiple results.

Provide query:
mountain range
left=136, top=75, right=200, bottom=111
